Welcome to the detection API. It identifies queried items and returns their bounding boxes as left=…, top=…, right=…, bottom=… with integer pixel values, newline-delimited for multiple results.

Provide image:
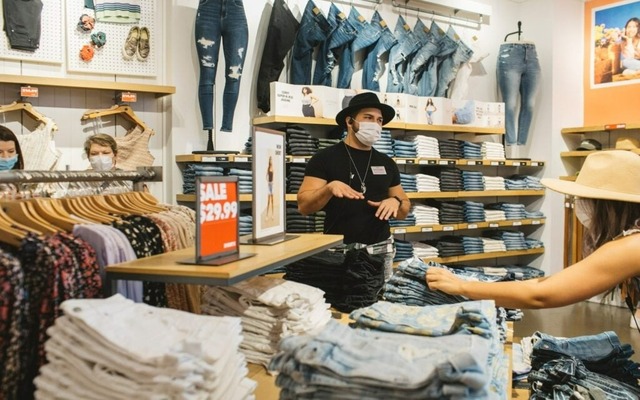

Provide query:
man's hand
left=367, top=198, right=400, bottom=220
left=327, top=180, right=365, bottom=200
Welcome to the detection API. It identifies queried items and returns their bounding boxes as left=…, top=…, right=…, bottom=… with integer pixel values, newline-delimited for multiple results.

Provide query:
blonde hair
left=84, top=133, right=117, bottom=157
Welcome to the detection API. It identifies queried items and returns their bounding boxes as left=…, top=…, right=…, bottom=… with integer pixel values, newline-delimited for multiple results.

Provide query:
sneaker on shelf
left=123, top=26, right=140, bottom=60
left=137, top=27, right=150, bottom=61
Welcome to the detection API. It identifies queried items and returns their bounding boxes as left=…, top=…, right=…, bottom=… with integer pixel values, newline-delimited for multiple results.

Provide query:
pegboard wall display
left=66, top=0, right=157, bottom=77
left=0, top=1, right=63, bottom=64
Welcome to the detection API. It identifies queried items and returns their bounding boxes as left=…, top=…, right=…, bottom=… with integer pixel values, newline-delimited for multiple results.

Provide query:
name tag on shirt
left=371, top=166, right=387, bottom=175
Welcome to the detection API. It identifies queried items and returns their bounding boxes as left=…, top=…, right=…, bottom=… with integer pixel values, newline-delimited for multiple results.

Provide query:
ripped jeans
left=195, top=0, right=248, bottom=132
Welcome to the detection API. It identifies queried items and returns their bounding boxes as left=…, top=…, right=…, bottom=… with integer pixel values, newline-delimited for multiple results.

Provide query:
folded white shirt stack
left=415, top=174, right=441, bottom=192
left=201, top=276, right=332, bottom=367
left=483, top=176, right=506, bottom=190
left=481, top=142, right=506, bottom=160
left=409, top=136, right=441, bottom=158
left=412, top=204, right=440, bottom=225
left=34, top=294, right=256, bottom=400
left=481, top=237, right=508, bottom=253
left=484, top=209, right=507, bottom=221
left=411, top=242, right=439, bottom=258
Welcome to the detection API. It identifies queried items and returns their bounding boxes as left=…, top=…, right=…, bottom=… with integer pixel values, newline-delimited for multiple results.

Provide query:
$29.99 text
left=200, top=201, right=238, bottom=223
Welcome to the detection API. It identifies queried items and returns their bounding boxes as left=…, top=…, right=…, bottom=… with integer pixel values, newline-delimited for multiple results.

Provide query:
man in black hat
left=297, top=92, right=410, bottom=279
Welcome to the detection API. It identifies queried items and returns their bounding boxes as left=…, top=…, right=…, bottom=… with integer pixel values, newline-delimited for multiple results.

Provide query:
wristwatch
left=393, top=196, right=404, bottom=206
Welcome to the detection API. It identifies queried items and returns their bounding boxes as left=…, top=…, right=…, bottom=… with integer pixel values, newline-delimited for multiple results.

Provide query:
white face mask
left=354, top=121, right=382, bottom=147
left=90, top=154, right=114, bottom=171
left=575, top=198, right=592, bottom=229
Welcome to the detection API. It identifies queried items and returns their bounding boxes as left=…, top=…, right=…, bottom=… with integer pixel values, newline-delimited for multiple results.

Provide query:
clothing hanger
left=81, top=104, right=150, bottom=133
left=0, top=101, right=59, bottom=131
left=117, top=192, right=166, bottom=213
left=0, top=203, right=42, bottom=236
left=0, top=218, right=27, bottom=247
left=2, top=200, right=60, bottom=234
left=504, top=21, right=522, bottom=42
left=59, top=197, right=116, bottom=224
left=30, top=197, right=77, bottom=232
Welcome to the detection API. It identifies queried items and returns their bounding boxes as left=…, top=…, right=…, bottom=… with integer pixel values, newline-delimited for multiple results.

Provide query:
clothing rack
left=391, top=0, right=483, bottom=29
left=0, top=166, right=162, bottom=189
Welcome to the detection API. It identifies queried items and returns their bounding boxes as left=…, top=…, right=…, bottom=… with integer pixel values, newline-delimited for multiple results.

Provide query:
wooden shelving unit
left=390, top=218, right=545, bottom=234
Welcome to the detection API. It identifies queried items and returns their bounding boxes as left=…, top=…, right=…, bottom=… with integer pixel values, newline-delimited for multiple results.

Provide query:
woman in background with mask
left=427, top=150, right=640, bottom=311
left=84, top=133, right=118, bottom=171
left=0, top=126, right=24, bottom=171
left=297, top=92, right=410, bottom=280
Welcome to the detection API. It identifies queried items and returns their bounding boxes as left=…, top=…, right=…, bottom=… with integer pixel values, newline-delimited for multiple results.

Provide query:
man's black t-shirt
left=303, top=142, right=401, bottom=245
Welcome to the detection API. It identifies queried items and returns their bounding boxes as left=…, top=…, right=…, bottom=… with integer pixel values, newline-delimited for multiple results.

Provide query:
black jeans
left=256, top=0, right=300, bottom=113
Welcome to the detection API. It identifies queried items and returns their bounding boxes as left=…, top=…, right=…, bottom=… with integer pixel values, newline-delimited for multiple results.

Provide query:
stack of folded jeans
left=268, top=319, right=500, bottom=399
left=457, top=264, right=544, bottom=282
left=415, top=173, right=440, bottom=192
left=239, top=214, right=253, bottom=236
left=506, top=174, right=544, bottom=190
left=411, top=241, right=439, bottom=259
left=286, top=127, right=319, bottom=156
left=284, top=247, right=385, bottom=313
left=461, top=236, right=484, bottom=254
left=243, top=136, right=252, bottom=153
left=486, top=202, right=527, bottom=220
left=523, top=332, right=640, bottom=398
left=413, top=203, right=440, bottom=225
left=287, top=164, right=306, bottom=194
left=461, top=140, right=482, bottom=159
left=438, top=139, right=463, bottom=159
left=437, top=201, right=465, bottom=224
left=182, top=164, right=224, bottom=194
left=462, top=170, right=485, bottom=191
left=525, top=238, right=544, bottom=249
left=426, top=236, right=465, bottom=257
left=393, top=138, right=418, bottom=158
left=228, top=168, right=253, bottom=193
left=286, top=204, right=325, bottom=233
left=35, top=295, right=256, bottom=399
left=424, top=167, right=463, bottom=191
left=317, top=138, right=340, bottom=150
left=525, top=209, right=545, bottom=219
left=394, top=239, right=414, bottom=261
left=389, top=211, right=415, bottom=227
left=411, top=135, right=440, bottom=158
left=463, top=201, right=486, bottom=222
left=483, top=175, right=506, bottom=190
left=373, top=130, right=394, bottom=157
left=201, top=276, right=332, bottom=367
left=480, top=237, right=507, bottom=253
left=400, top=172, right=418, bottom=192
left=481, top=142, right=505, bottom=160
left=484, top=230, right=527, bottom=250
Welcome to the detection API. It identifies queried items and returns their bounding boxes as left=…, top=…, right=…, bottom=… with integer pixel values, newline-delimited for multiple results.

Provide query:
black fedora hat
left=335, top=92, right=396, bottom=128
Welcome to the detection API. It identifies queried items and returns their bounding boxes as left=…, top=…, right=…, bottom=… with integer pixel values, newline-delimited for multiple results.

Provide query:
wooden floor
left=513, top=301, right=640, bottom=362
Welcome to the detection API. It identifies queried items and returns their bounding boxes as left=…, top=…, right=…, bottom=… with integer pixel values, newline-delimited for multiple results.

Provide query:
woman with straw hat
left=426, top=150, right=640, bottom=310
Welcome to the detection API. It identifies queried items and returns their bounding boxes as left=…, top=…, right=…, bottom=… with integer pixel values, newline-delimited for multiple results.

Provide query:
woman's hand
left=425, top=267, right=465, bottom=296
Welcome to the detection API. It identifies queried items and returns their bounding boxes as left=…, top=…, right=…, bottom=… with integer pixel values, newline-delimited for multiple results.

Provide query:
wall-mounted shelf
left=561, top=123, right=640, bottom=134
left=390, top=218, right=545, bottom=234
left=395, top=248, right=544, bottom=265
left=253, top=116, right=504, bottom=135
left=561, top=149, right=640, bottom=158
left=0, top=74, right=176, bottom=97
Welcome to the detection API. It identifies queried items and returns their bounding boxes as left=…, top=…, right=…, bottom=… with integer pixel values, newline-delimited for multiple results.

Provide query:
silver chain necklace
left=344, top=141, right=372, bottom=194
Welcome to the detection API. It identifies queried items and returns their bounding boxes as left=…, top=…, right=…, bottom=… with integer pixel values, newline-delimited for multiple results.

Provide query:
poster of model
left=252, top=127, right=285, bottom=242
left=592, top=0, right=640, bottom=87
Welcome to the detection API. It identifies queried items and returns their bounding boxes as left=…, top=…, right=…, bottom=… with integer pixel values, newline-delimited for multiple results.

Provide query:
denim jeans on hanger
left=336, top=7, right=381, bottom=89
left=386, top=15, right=420, bottom=93
left=497, top=42, right=541, bottom=145
left=256, top=0, right=300, bottom=113
left=195, top=0, right=248, bottom=132
left=435, top=27, right=474, bottom=97
left=406, top=27, right=440, bottom=95
left=290, top=0, right=331, bottom=85
left=312, top=3, right=357, bottom=86
left=361, top=11, right=397, bottom=91
left=420, top=22, right=458, bottom=97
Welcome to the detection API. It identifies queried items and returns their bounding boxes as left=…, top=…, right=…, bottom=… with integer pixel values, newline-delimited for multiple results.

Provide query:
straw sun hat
left=541, top=150, right=640, bottom=202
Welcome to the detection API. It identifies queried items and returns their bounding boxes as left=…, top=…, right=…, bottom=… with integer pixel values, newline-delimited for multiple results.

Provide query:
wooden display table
left=104, top=233, right=343, bottom=293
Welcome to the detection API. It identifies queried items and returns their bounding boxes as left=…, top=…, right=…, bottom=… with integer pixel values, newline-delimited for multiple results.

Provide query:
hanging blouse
left=114, top=125, right=155, bottom=170
left=16, top=117, right=62, bottom=171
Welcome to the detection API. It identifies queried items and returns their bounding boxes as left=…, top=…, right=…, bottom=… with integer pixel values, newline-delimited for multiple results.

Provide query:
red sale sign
left=198, top=180, right=239, bottom=258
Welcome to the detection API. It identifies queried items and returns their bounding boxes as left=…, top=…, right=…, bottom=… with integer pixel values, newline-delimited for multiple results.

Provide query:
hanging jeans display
left=386, top=15, right=420, bottom=93
left=497, top=42, right=541, bottom=145
left=312, top=3, right=357, bottom=87
left=406, top=24, right=441, bottom=96
left=289, top=0, right=330, bottom=85
left=256, top=0, right=299, bottom=113
left=2, top=0, right=43, bottom=51
left=421, top=22, right=458, bottom=97
left=195, top=0, right=248, bottom=132
left=361, top=11, right=397, bottom=91
left=336, top=7, right=381, bottom=89
left=435, top=27, right=474, bottom=97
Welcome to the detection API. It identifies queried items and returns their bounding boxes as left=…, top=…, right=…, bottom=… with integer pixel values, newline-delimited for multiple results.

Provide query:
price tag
left=396, top=159, right=406, bottom=164
left=419, top=159, right=429, bottom=165
left=202, top=156, right=216, bottom=163
left=199, top=180, right=239, bottom=256
left=121, top=92, right=137, bottom=103
left=421, top=227, right=433, bottom=232
left=490, top=161, right=499, bottom=166
left=394, top=228, right=406, bottom=234
left=20, top=86, right=38, bottom=97
left=605, top=123, right=625, bottom=130
left=512, top=161, right=522, bottom=166
left=234, top=157, right=249, bottom=162
left=292, top=158, right=305, bottom=163
left=467, top=224, right=478, bottom=229
left=406, top=159, right=415, bottom=164
left=512, top=221, right=522, bottom=226
left=489, top=223, right=499, bottom=228
left=531, top=162, right=540, bottom=166
left=216, top=156, right=229, bottom=162
left=532, top=220, right=541, bottom=225
left=438, top=160, right=449, bottom=165
left=467, top=161, right=478, bottom=165
left=443, top=226, right=454, bottom=231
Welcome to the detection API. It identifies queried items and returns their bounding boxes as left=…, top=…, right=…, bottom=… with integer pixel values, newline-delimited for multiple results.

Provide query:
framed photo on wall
left=591, top=0, right=640, bottom=87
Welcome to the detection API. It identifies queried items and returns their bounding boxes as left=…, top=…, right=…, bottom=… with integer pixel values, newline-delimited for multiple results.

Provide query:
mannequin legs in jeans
left=497, top=42, right=541, bottom=146
left=195, top=0, right=248, bottom=132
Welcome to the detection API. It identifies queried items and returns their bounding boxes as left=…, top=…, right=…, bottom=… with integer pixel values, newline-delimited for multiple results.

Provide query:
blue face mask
left=0, top=155, right=18, bottom=171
